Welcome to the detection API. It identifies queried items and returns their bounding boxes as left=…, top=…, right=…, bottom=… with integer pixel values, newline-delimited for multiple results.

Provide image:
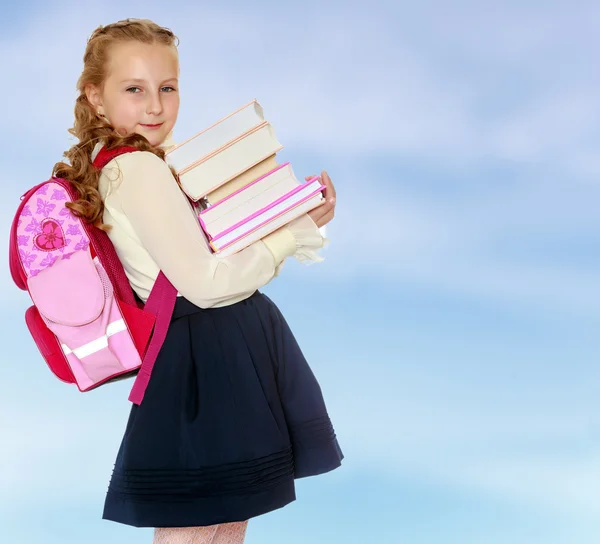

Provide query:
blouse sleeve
left=284, top=214, right=330, bottom=264
left=110, top=151, right=301, bottom=308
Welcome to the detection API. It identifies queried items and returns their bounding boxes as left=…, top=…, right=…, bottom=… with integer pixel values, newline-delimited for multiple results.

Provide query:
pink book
left=209, top=178, right=326, bottom=255
left=199, top=162, right=305, bottom=239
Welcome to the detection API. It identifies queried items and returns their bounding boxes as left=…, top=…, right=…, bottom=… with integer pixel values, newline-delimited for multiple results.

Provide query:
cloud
left=458, top=454, right=600, bottom=517
left=318, top=352, right=600, bottom=519
left=2, top=0, right=599, bottom=178
left=1, top=0, right=599, bottom=317
left=0, top=375, right=131, bottom=506
left=305, top=161, right=600, bottom=314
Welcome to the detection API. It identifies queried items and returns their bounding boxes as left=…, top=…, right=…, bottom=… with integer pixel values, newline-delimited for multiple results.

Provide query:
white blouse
left=94, top=134, right=328, bottom=309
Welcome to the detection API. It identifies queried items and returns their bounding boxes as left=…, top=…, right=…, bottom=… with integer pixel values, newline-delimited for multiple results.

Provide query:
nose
left=146, top=91, right=163, bottom=116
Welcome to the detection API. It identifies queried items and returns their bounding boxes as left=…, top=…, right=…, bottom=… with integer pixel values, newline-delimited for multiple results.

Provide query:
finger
left=321, top=170, right=336, bottom=198
left=321, top=171, right=336, bottom=201
left=305, top=174, right=317, bottom=181
left=323, top=186, right=335, bottom=207
left=318, top=173, right=331, bottom=200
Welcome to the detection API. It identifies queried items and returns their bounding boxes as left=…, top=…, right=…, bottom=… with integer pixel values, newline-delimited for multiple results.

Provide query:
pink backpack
left=8, top=146, right=177, bottom=405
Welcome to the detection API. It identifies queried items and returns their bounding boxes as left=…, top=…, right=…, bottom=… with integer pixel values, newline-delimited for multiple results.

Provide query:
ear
left=85, top=84, right=103, bottom=115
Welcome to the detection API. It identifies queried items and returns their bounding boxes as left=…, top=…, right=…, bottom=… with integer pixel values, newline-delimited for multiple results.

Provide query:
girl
left=52, top=18, right=343, bottom=544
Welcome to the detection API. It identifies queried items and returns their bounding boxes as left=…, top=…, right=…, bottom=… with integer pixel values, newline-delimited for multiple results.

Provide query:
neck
left=159, top=131, right=176, bottom=152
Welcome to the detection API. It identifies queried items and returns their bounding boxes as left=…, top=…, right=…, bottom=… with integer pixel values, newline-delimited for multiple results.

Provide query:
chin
left=146, top=136, right=164, bottom=147
left=134, top=126, right=170, bottom=147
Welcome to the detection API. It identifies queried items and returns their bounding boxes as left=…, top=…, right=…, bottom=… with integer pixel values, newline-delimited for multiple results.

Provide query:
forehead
left=105, top=41, right=179, bottom=81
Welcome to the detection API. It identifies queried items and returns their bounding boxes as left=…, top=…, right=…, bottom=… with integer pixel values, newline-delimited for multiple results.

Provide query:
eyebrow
left=119, top=77, right=178, bottom=84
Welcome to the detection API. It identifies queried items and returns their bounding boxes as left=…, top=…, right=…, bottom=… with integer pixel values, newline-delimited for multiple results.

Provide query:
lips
left=140, top=123, right=163, bottom=129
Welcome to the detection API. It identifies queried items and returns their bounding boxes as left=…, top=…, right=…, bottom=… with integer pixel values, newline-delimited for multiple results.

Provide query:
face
left=86, top=41, right=180, bottom=146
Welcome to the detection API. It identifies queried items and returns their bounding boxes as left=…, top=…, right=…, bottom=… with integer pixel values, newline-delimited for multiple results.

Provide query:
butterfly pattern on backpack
left=16, top=184, right=90, bottom=277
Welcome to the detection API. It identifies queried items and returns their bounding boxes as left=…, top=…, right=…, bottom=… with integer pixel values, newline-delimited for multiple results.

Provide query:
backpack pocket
left=27, top=250, right=141, bottom=391
left=24, top=305, right=76, bottom=384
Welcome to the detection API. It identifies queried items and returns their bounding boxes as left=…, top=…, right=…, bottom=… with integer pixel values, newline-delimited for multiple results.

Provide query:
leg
left=153, top=525, right=219, bottom=544
left=212, top=521, right=249, bottom=544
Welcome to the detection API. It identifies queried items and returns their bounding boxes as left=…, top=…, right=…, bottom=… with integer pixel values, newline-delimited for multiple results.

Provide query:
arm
left=112, top=151, right=299, bottom=308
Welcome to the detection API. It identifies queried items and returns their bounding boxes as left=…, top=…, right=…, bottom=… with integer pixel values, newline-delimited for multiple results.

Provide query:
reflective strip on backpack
left=61, top=319, right=128, bottom=358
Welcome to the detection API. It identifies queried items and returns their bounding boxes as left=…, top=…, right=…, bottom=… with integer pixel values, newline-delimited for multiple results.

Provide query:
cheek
left=108, top=97, right=143, bottom=128
left=167, top=95, right=180, bottom=118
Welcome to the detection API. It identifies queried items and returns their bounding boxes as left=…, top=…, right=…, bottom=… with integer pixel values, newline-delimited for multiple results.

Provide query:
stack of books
left=166, top=100, right=325, bottom=257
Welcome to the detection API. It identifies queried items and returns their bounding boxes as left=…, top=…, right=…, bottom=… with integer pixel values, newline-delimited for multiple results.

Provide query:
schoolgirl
left=53, top=18, right=343, bottom=543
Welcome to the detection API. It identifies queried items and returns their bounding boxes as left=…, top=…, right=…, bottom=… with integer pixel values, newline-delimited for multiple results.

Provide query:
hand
left=307, top=170, right=336, bottom=228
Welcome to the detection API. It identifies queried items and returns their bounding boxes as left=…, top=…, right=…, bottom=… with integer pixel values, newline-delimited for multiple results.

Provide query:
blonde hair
left=53, top=18, right=179, bottom=231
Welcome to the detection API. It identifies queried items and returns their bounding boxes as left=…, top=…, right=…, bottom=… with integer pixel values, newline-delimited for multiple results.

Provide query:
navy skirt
left=102, top=291, right=343, bottom=528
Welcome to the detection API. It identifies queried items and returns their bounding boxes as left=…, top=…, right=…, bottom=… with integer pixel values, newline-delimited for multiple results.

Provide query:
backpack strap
left=91, top=145, right=140, bottom=307
left=92, top=145, right=139, bottom=170
left=127, top=270, right=177, bottom=404
left=94, top=144, right=178, bottom=405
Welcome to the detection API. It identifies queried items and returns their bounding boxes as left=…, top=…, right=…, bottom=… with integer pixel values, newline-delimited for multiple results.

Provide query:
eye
left=126, top=86, right=142, bottom=93
left=161, top=86, right=177, bottom=92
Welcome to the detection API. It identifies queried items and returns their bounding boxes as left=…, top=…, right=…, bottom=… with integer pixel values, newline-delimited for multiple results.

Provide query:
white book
left=199, top=163, right=301, bottom=237
left=210, top=179, right=325, bottom=253
left=166, top=100, right=265, bottom=172
left=214, top=193, right=325, bottom=257
left=172, top=122, right=284, bottom=201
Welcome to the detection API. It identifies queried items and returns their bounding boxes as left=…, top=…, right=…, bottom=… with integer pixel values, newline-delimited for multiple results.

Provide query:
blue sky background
left=1, top=1, right=599, bottom=543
